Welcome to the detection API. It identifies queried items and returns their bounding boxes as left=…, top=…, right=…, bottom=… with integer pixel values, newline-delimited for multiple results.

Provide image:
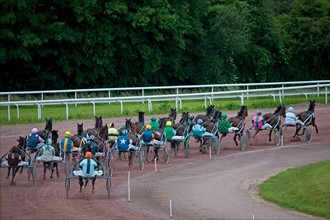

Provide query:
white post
left=252, top=214, right=255, bottom=220
left=281, top=135, right=283, bottom=148
left=154, top=158, right=157, bottom=173
left=209, top=145, right=211, bottom=160
left=169, top=199, right=173, bottom=218
left=128, top=171, right=131, bottom=202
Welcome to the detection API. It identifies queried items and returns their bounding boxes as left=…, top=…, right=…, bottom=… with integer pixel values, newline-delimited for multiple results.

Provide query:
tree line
left=1, top=0, right=329, bottom=92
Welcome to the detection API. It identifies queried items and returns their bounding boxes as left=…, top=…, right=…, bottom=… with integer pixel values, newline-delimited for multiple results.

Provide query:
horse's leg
left=49, top=162, right=54, bottom=178
left=128, top=151, right=134, bottom=167
left=252, top=130, right=260, bottom=139
left=6, top=167, right=11, bottom=179
left=11, top=167, right=18, bottom=185
left=268, top=130, right=273, bottom=142
left=84, top=178, right=88, bottom=188
left=55, top=163, right=60, bottom=177
left=91, top=177, right=96, bottom=193
left=233, top=134, right=238, bottom=146
left=312, top=118, right=319, bottom=133
left=43, top=163, right=47, bottom=180
left=292, top=125, right=301, bottom=140
left=79, top=177, right=83, bottom=192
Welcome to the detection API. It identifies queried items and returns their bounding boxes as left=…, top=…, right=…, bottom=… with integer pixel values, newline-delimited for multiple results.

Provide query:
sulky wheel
left=274, top=130, right=281, bottom=146
left=214, top=138, right=220, bottom=155
left=184, top=141, right=190, bottom=158
left=139, top=150, right=145, bottom=171
left=306, top=128, right=312, bottom=142
left=163, top=148, right=169, bottom=164
left=239, top=134, right=246, bottom=151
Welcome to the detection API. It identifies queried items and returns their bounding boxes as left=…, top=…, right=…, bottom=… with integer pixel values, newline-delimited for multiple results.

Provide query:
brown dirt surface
left=1, top=103, right=329, bottom=220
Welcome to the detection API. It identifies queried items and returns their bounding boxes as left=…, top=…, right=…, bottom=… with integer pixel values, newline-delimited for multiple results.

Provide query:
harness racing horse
left=135, top=111, right=145, bottom=134
left=253, top=105, right=286, bottom=142
left=167, top=108, right=177, bottom=124
left=227, top=105, right=248, bottom=146
left=37, top=117, right=53, bottom=141
left=292, top=100, right=318, bottom=140
left=194, top=105, right=215, bottom=124
left=85, top=116, right=103, bottom=137
left=171, top=112, right=190, bottom=154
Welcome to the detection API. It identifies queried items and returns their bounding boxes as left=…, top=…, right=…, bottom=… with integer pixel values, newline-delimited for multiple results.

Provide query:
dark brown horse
left=134, top=112, right=145, bottom=134
left=5, top=137, right=27, bottom=181
left=194, top=105, right=215, bottom=124
left=292, top=100, right=318, bottom=140
left=167, top=108, right=177, bottom=123
left=37, top=117, right=53, bottom=141
left=85, top=116, right=103, bottom=137
left=254, top=105, right=286, bottom=141
left=228, top=105, right=248, bottom=146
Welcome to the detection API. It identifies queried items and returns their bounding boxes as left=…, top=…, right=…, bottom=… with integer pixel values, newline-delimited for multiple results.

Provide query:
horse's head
left=77, top=123, right=84, bottom=135
left=51, top=130, right=59, bottom=144
left=138, top=111, right=145, bottom=123
left=237, top=105, right=248, bottom=119
left=280, top=105, right=286, bottom=118
left=179, top=112, right=190, bottom=125
left=99, top=125, right=109, bottom=140
left=206, top=105, right=215, bottom=117
left=44, top=117, right=53, bottom=134
left=158, top=117, right=167, bottom=130
left=95, top=116, right=103, bottom=130
left=125, top=118, right=133, bottom=131
left=308, top=100, right=316, bottom=112
left=17, top=136, right=26, bottom=150
left=168, top=108, right=177, bottom=121
left=212, top=109, right=222, bottom=122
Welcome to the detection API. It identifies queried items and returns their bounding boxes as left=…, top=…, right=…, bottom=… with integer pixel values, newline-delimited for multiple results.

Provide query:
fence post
left=325, top=86, right=328, bottom=104
left=16, top=104, right=19, bottom=119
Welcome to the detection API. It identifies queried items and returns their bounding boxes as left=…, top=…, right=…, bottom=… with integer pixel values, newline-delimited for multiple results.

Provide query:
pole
left=128, top=171, right=131, bottom=202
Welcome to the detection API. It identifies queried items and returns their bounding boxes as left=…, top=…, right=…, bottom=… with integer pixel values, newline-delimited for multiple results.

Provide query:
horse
left=170, top=112, right=191, bottom=153
left=256, top=105, right=286, bottom=142
left=167, top=108, right=177, bottom=123
left=37, top=117, right=53, bottom=141
left=227, top=105, right=248, bottom=146
left=77, top=123, right=84, bottom=136
left=292, top=100, right=318, bottom=140
left=135, top=111, right=145, bottom=134
left=85, top=116, right=103, bottom=137
left=194, top=105, right=215, bottom=124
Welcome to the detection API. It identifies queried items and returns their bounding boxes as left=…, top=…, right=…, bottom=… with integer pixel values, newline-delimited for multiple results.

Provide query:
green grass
left=260, top=160, right=330, bottom=219
left=0, top=94, right=327, bottom=125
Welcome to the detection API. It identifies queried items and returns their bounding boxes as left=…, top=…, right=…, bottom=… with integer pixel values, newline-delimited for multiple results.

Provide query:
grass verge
left=259, top=160, right=330, bottom=219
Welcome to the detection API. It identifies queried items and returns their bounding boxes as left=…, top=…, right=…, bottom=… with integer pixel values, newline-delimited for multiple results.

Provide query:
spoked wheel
left=246, top=129, right=251, bottom=146
left=139, top=150, right=145, bottom=170
left=173, top=142, right=179, bottom=157
left=274, top=130, right=281, bottom=146
left=65, top=178, right=70, bottom=199
left=32, top=164, right=37, bottom=186
left=214, top=138, right=220, bottom=155
left=108, top=158, right=113, bottom=177
left=305, top=128, right=312, bottom=142
left=184, top=141, right=190, bottom=158
left=106, top=179, right=111, bottom=199
left=163, top=148, right=169, bottom=164
left=239, top=134, right=246, bottom=151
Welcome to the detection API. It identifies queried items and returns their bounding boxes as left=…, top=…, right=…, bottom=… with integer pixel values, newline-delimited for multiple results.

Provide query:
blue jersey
left=27, top=133, right=39, bottom=148
left=142, top=130, right=153, bottom=143
left=117, top=136, right=131, bottom=151
left=192, top=124, right=205, bottom=138
left=79, top=158, right=98, bottom=177
left=61, top=137, right=74, bottom=153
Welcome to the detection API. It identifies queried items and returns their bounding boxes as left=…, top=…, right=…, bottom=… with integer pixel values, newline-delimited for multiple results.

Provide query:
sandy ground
left=0, top=103, right=329, bottom=220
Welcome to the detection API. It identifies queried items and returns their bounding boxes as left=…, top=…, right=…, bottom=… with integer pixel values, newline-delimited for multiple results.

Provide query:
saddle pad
left=171, top=136, right=184, bottom=141
left=152, top=140, right=164, bottom=147
left=71, top=147, right=81, bottom=152
left=36, top=156, right=62, bottom=163
left=95, top=152, right=104, bottom=157
left=73, top=170, right=103, bottom=177
left=1, top=161, right=29, bottom=167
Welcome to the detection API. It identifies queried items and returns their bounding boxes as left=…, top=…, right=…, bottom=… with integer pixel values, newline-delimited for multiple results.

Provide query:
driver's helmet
left=288, top=107, right=294, bottom=112
left=146, top=125, right=152, bottom=130
left=89, top=135, right=95, bottom=141
left=257, top=111, right=262, bottom=115
left=64, top=131, right=71, bottom=137
left=121, top=129, right=128, bottom=135
left=166, top=121, right=172, bottom=127
left=32, top=128, right=38, bottom=134
left=46, top=138, right=52, bottom=145
left=197, top=119, right=203, bottom=124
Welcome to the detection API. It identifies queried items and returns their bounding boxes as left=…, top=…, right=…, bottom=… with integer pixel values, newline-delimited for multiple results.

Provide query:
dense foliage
left=1, top=0, right=329, bottom=91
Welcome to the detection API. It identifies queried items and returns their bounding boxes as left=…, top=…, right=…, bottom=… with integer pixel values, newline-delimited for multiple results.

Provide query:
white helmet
left=288, top=107, right=294, bottom=112
left=197, top=119, right=203, bottom=124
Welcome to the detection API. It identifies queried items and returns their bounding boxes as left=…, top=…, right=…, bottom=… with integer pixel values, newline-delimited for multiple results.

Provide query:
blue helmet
left=89, top=135, right=95, bottom=141
left=122, top=129, right=128, bottom=135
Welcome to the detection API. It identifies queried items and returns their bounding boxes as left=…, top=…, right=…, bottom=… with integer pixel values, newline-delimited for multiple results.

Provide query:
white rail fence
left=0, top=81, right=329, bottom=121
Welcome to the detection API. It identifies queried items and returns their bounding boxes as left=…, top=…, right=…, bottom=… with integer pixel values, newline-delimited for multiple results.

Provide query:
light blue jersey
left=79, top=158, right=98, bottom=177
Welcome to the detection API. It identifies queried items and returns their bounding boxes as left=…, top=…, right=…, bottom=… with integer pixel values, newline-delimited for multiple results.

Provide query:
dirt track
left=0, top=104, right=329, bottom=220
